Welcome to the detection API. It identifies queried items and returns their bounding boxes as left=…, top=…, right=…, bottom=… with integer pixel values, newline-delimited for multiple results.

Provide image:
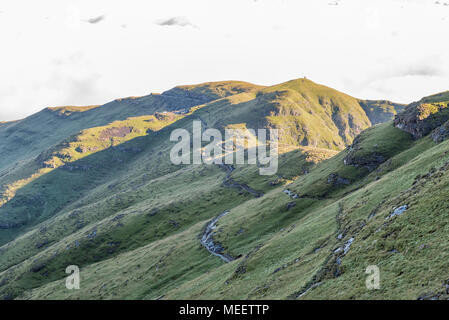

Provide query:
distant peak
left=46, top=105, right=101, bottom=117
left=161, top=80, right=264, bottom=103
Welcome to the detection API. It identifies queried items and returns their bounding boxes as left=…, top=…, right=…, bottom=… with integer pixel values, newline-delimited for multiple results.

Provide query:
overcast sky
left=1, top=0, right=449, bottom=121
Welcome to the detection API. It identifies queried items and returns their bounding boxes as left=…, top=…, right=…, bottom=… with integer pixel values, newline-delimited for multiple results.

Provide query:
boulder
left=387, top=205, right=408, bottom=219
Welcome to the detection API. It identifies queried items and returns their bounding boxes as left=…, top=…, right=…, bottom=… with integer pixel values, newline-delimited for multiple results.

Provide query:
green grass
left=0, top=77, right=430, bottom=300
left=304, top=138, right=449, bottom=299
left=0, top=113, right=183, bottom=209
left=230, top=146, right=338, bottom=192
left=420, top=90, right=449, bottom=104
left=359, top=100, right=406, bottom=125
left=343, top=122, right=414, bottom=169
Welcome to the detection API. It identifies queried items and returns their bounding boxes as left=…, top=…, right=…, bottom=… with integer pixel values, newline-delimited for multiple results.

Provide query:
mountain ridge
left=1, top=78, right=443, bottom=300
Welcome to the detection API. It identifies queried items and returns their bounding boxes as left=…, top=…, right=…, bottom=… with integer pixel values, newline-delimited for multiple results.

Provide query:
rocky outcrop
left=343, top=134, right=386, bottom=172
left=394, top=101, right=449, bottom=139
left=327, top=173, right=351, bottom=186
left=344, top=151, right=385, bottom=172
left=99, top=126, right=133, bottom=141
left=86, top=227, right=97, bottom=240
left=154, top=112, right=177, bottom=122
left=75, top=146, right=99, bottom=154
left=387, top=205, right=407, bottom=219
left=431, top=120, right=449, bottom=143
left=283, top=189, right=299, bottom=199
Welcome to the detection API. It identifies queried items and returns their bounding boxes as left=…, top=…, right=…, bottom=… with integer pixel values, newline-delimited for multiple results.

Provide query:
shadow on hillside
left=0, top=97, right=352, bottom=246
left=0, top=125, right=176, bottom=245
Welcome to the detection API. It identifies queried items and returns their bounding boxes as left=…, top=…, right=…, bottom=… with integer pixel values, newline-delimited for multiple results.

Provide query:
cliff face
left=261, top=79, right=404, bottom=150
left=394, top=100, right=449, bottom=139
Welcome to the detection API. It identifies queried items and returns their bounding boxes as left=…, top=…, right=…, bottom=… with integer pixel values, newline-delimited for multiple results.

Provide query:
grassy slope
left=0, top=113, right=183, bottom=206
left=263, top=79, right=371, bottom=150
left=0, top=81, right=263, bottom=242
left=358, top=100, right=406, bottom=125
left=0, top=78, right=407, bottom=300
left=305, top=138, right=449, bottom=299
left=17, top=122, right=442, bottom=301
left=0, top=81, right=263, bottom=173
left=163, top=125, right=447, bottom=300
left=420, top=90, right=449, bottom=104
left=0, top=123, right=253, bottom=298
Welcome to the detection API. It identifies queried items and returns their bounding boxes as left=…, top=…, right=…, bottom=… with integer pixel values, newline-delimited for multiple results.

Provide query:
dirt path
left=196, top=115, right=264, bottom=262
left=218, top=164, right=264, bottom=198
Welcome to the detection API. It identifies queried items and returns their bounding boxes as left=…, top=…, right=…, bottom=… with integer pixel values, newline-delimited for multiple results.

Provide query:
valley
left=1, top=78, right=448, bottom=300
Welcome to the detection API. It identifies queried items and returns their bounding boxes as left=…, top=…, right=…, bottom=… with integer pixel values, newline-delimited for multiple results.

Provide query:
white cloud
left=156, top=16, right=196, bottom=28
left=0, top=0, right=448, bottom=120
left=86, top=15, right=105, bottom=24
